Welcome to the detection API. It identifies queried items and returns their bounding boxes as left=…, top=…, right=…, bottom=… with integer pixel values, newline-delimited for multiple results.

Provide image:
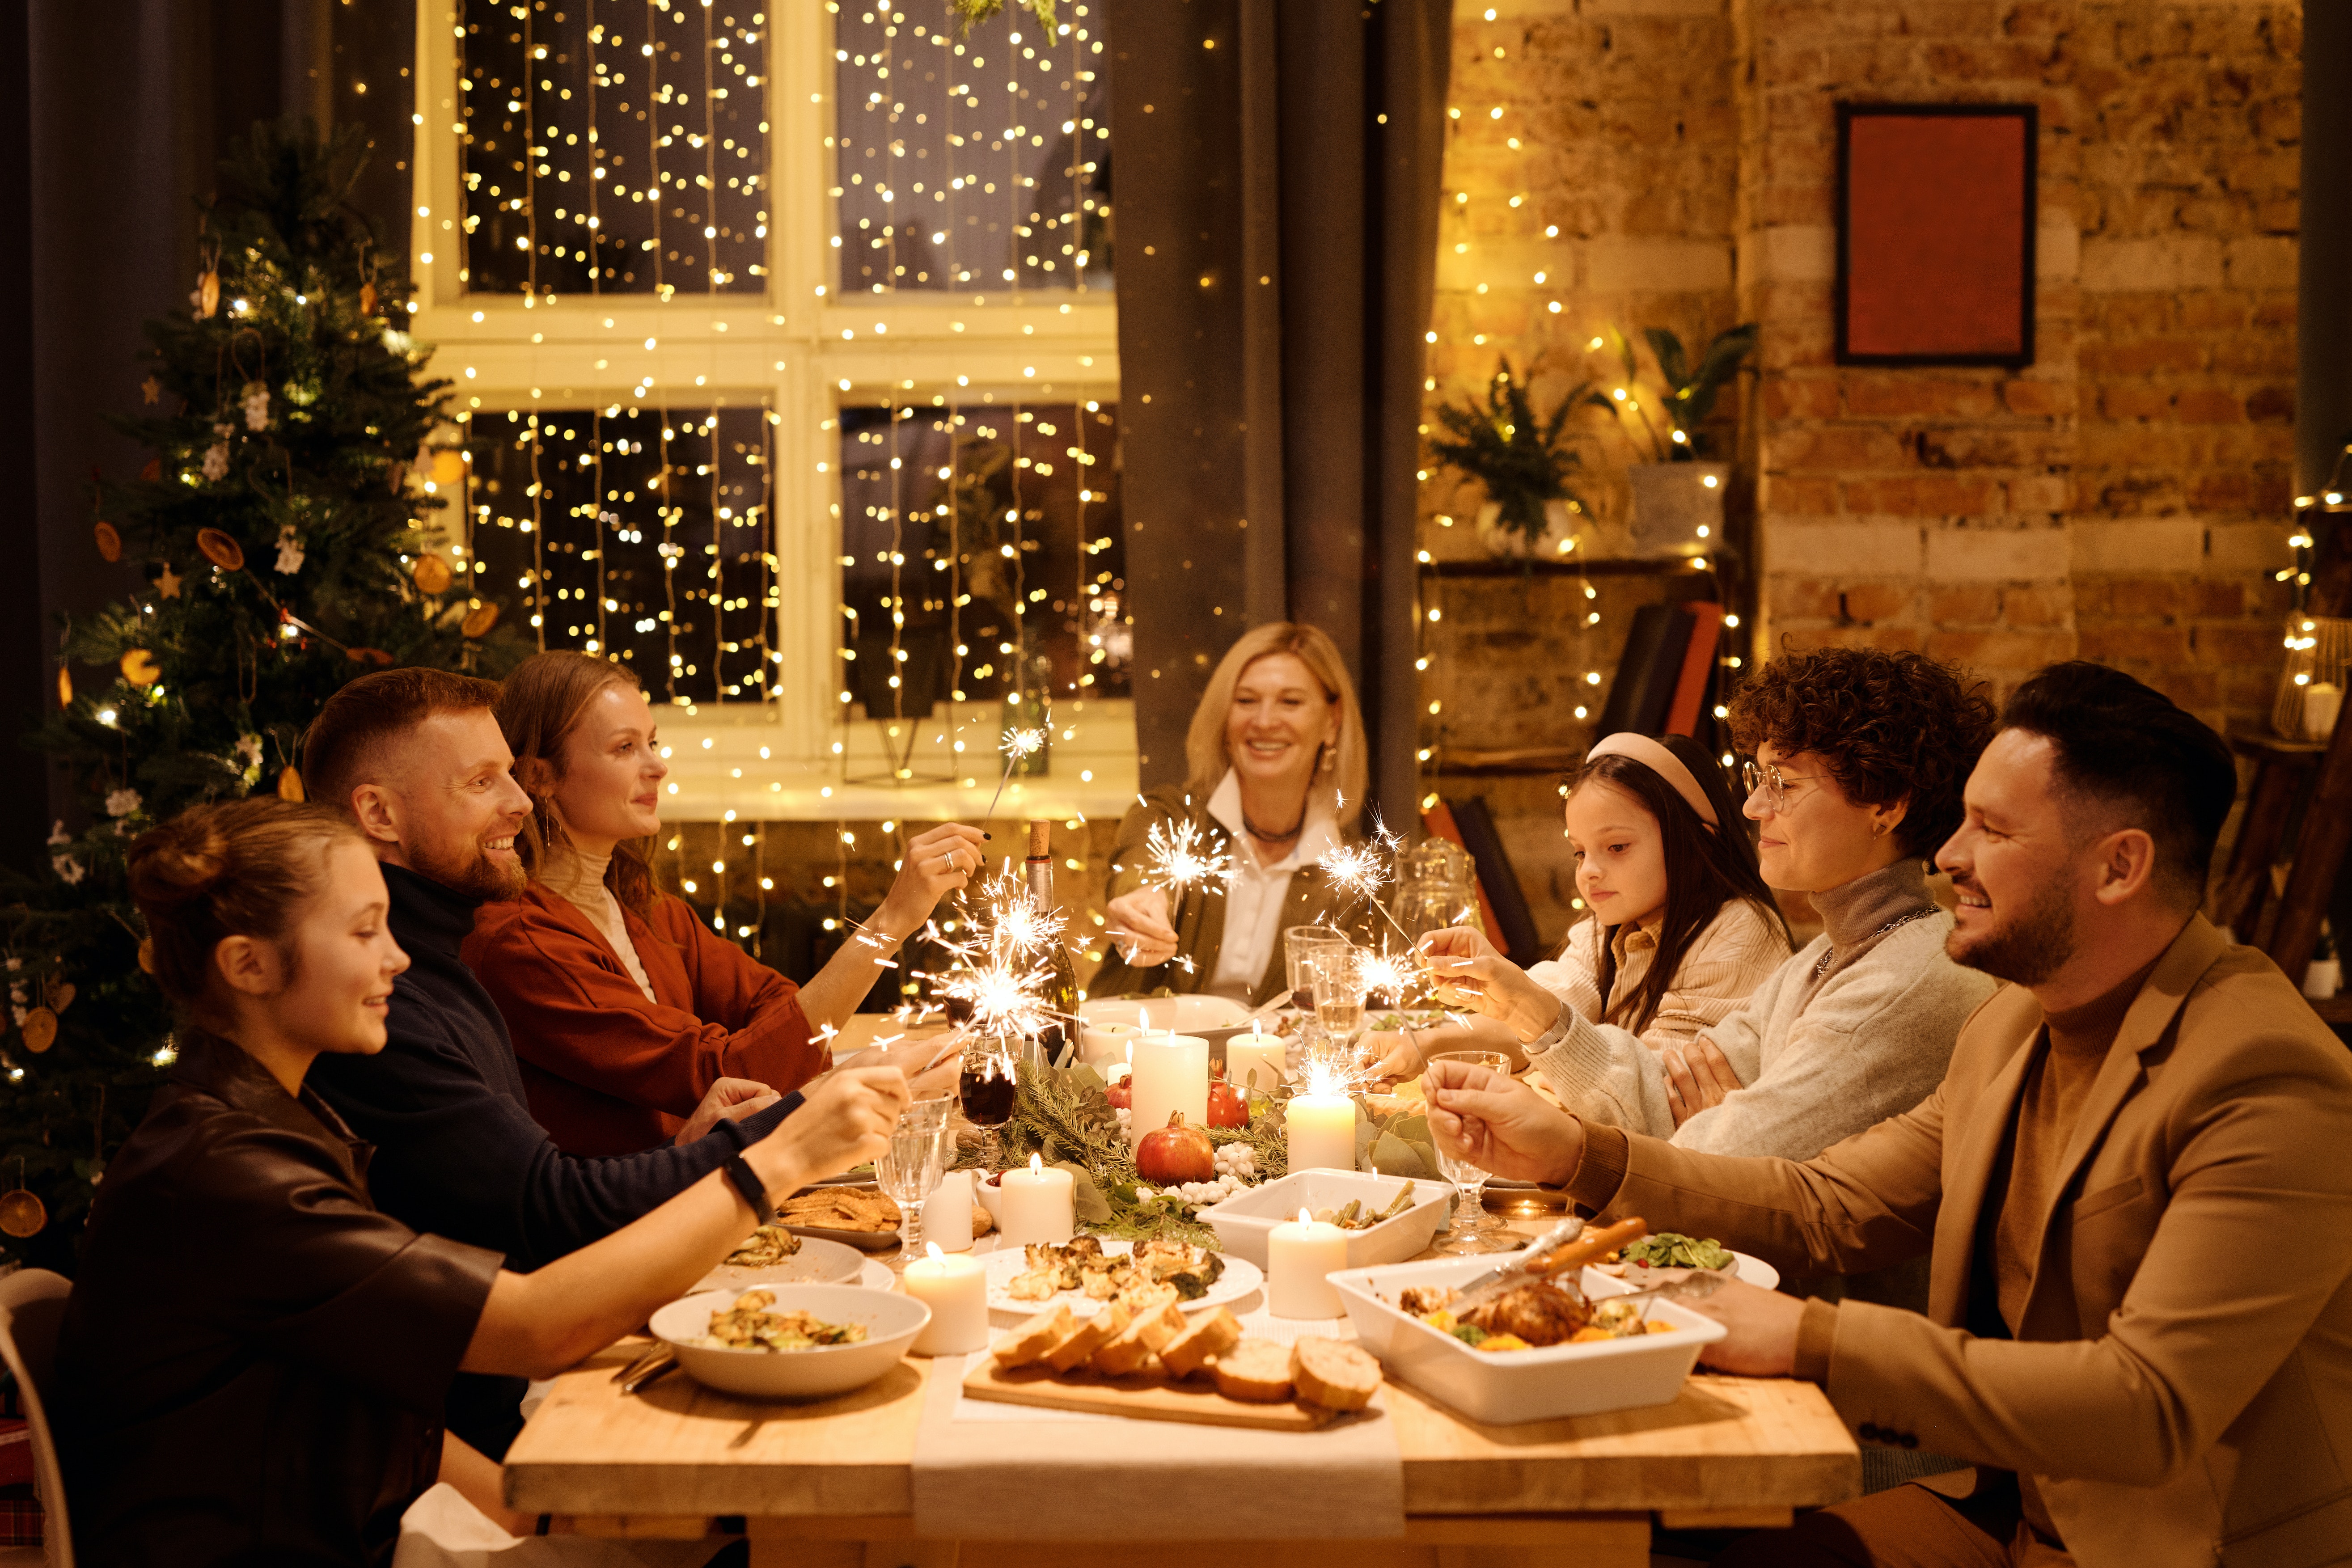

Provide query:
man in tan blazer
left=1425, top=662, right=2352, bottom=1568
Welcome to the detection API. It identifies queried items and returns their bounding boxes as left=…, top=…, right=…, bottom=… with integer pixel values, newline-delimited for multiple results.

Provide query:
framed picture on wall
left=1835, top=102, right=2038, bottom=368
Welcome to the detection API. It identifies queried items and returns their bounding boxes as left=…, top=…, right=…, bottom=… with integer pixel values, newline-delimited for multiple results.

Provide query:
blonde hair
left=1184, top=623, right=1366, bottom=822
left=494, top=650, right=665, bottom=922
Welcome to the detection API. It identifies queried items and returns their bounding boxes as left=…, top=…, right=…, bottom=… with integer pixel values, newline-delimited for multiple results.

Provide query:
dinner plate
left=1594, top=1250, right=1780, bottom=1292
left=983, top=1238, right=1263, bottom=1318
left=696, top=1233, right=867, bottom=1292
left=781, top=1221, right=903, bottom=1254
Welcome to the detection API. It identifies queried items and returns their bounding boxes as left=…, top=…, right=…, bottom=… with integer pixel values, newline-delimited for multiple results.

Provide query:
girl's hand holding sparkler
left=1417, top=927, right=1566, bottom=1044
left=835, top=1029, right=967, bottom=1100
left=1106, top=885, right=1180, bottom=967
left=872, top=823, right=990, bottom=942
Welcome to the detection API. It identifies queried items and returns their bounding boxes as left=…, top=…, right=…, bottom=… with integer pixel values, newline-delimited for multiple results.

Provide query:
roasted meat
left=1459, top=1281, right=1591, bottom=1348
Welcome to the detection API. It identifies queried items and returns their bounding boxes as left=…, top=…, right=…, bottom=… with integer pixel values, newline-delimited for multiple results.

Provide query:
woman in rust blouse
left=467, top=652, right=981, bottom=1154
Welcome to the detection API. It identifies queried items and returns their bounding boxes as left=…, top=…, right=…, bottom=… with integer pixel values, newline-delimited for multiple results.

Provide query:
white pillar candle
left=904, top=1244, right=991, bottom=1355
left=1128, top=1031, right=1209, bottom=1149
left=997, top=1154, right=1075, bottom=1247
left=1079, top=1019, right=1142, bottom=1069
left=1226, top=1028, right=1287, bottom=1095
left=1267, top=1209, right=1350, bottom=1319
left=1286, top=1090, right=1358, bottom=1175
left=924, top=1170, right=975, bottom=1253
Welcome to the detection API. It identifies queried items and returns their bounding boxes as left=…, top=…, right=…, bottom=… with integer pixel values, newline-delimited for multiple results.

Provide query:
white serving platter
left=982, top=1238, right=1263, bottom=1318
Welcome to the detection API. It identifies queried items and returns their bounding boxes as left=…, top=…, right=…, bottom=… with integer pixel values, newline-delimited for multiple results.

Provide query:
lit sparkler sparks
left=1316, top=815, right=1419, bottom=947
left=914, top=867, right=1074, bottom=1044
left=1142, top=816, right=1231, bottom=899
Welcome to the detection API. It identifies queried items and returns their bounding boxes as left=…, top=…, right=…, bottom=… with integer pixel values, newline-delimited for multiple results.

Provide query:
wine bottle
left=1003, top=652, right=1052, bottom=777
left=1025, top=818, right=1081, bottom=1056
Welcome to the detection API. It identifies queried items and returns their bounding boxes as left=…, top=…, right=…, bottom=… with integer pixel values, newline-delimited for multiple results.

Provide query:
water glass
left=1424, top=1050, right=1519, bottom=1255
left=1304, top=947, right=1368, bottom=1053
left=877, top=1097, right=952, bottom=1256
left=1284, top=926, right=1351, bottom=1010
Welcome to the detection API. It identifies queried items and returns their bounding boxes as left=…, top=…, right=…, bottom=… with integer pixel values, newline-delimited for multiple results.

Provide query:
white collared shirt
left=1203, top=769, right=1343, bottom=1001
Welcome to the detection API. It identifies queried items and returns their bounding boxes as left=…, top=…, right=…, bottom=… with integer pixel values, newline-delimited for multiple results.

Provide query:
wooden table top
left=506, top=1010, right=1859, bottom=1524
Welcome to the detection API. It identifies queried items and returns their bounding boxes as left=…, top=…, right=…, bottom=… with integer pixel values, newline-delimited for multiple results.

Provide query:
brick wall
left=1422, top=0, right=2301, bottom=947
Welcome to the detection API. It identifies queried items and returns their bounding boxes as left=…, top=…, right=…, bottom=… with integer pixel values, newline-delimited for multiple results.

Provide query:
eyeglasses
left=1740, top=759, right=1824, bottom=812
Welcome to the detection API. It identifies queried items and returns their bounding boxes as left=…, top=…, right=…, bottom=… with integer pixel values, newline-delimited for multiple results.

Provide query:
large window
left=410, top=0, right=1129, bottom=820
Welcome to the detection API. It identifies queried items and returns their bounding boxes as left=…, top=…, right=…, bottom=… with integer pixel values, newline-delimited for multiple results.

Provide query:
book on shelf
left=1596, top=600, right=1723, bottom=740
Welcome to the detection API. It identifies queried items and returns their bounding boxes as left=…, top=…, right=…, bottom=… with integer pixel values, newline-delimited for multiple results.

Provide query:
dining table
left=501, top=1016, right=1861, bottom=1567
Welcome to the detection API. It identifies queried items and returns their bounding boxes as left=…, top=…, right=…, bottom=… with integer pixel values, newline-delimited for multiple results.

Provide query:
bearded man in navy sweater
left=299, top=668, right=966, bottom=1456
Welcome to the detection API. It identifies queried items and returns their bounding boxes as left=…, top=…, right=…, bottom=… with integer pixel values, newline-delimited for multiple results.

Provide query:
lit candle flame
left=1029, top=1152, right=1043, bottom=1175
left=925, top=1241, right=944, bottom=1261
left=1297, top=1207, right=1314, bottom=1225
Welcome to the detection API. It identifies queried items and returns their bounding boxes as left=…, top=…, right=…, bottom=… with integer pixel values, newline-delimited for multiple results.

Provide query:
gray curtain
left=1109, top=0, right=1452, bottom=824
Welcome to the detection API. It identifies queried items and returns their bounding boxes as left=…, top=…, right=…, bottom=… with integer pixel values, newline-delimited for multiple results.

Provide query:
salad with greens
left=1618, top=1232, right=1734, bottom=1272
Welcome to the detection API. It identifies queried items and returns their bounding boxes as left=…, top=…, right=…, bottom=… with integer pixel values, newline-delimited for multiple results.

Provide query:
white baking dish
left=1329, top=1255, right=1727, bottom=1424
left=1197, top=1168, right=1453, bottom=1269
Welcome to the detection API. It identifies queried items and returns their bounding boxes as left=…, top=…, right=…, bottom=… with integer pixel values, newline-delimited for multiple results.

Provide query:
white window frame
left=406, top=1, right=1133, bottom=823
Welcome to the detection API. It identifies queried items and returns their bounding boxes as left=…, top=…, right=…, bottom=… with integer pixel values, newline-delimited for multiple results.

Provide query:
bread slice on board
left=1290, top=1336, right=1380, bottom=1411
left=1091, top=1301, right=1187, bottom=1376
left=991, top=1304, right=1075, bottom=1369
left=1157, top=1306, right=1244, bottom=1379
left=1041, top=1300, right=1134, bottom=1373
left=1211, top=1338, right=1294, bottom=1403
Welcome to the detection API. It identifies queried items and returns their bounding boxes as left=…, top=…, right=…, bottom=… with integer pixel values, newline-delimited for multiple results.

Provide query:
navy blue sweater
left=309, top=863, right=801, bottom=1454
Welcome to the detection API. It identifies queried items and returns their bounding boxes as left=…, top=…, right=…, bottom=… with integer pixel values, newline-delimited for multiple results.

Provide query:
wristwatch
left=722, top=1153, right=771, bottom=1218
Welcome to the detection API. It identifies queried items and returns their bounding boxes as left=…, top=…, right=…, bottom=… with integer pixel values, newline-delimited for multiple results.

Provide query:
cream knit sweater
left=1524, top=860, right=1996, bottom=1159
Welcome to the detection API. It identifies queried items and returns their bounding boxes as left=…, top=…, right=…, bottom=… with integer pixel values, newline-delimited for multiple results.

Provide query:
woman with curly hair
left=1427, top=647, right=1998, bottom=1160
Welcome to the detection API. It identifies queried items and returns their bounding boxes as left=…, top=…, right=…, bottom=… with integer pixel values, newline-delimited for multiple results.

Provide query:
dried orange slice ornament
left=196, top=528, right=245, bottom=571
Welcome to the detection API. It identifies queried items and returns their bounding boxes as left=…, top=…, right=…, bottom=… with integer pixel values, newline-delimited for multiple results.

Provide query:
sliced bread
left=1091, top=1301, right=1188, bottom=1376
left=1040, top=1300, right=1134, bottom=1373
left=991, top=1304, right=1075, bottom=1369
left=1290, top=1336, right=1381, bottom=1411
left=1157, top=1305, right=1244, bottom=1379
left=1210, top=1338, right=1294, bottom=1403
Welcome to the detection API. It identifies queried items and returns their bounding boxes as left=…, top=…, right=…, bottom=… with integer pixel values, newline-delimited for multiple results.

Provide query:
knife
left=1447, top=1216, right=1650, bottom=1316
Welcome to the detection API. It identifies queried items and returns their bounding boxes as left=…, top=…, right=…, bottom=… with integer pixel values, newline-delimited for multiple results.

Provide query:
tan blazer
left=1591, top=917, right=2352, bottom=1568
left=1088, top=784, right=1370, bottom=1008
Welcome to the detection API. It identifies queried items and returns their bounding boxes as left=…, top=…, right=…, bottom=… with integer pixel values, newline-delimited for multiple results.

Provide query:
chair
left=0, top=1271, right=71, bottom=1568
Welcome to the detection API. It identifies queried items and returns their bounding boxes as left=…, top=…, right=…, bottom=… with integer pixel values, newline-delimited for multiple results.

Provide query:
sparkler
left=1142, top=815, right=1230, bottom=899
left=979, top=725, right=1047, bottom=828
left=913, top=867, right=1074, bottom=1045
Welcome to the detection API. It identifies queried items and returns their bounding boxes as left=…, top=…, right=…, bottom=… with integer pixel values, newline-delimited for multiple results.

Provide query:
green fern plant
left=1599, top=323, right=1758, bottom=462
left=1426, top=357, right=1610, bottom=547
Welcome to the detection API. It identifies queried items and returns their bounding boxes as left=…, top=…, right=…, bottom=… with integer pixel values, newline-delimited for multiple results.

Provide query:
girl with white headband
left=1404, top=732, right=1790, bottom=1134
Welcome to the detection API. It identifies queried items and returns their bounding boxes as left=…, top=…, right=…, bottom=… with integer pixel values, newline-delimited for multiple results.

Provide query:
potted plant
left=1600, top=324, right=1756, bottom=557
left=1427, top=357, right=1610, bottom=558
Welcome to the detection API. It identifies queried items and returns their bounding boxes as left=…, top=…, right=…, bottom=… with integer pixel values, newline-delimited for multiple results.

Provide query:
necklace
left=1241, top=804, right=1307, bottom=844
left=1811, top=907, right=1938, bottom=980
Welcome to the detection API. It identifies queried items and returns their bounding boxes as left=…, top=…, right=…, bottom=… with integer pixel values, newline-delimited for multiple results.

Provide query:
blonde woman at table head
left=1097, top=622, right=1371, bottom=1004
left=58, top=796, right=905, bottom=1565
left=465, top=650, right=970, bottom=1154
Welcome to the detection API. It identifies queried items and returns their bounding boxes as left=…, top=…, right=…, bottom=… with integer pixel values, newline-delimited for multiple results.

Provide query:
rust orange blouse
left=462, top=883, right=826, bottom=1156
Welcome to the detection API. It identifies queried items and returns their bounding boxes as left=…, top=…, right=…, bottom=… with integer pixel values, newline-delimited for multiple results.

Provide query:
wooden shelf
left=2309, top=993, right=2352, bottom=1024
left=1418, top=556, right=1726, bottom=580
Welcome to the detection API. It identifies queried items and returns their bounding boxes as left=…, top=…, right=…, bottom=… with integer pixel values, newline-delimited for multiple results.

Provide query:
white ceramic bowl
left=1078, top=996, right=1250, bottom=1034
left=1198, top=1169, right=1453, bottom=1269
left=650, top=1284, right=929, bottom=1400
left=1329, top=1256, right=1726, bottom=1424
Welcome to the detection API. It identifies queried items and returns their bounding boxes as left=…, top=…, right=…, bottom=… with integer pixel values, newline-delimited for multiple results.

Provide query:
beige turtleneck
left=542, top=846, right=657, bottom=1003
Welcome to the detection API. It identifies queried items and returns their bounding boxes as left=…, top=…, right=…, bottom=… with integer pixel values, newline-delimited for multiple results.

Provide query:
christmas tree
left=0, top=120, right=520, bottom=1265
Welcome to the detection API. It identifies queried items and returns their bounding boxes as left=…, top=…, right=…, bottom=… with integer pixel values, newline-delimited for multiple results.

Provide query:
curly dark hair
left=1727, top=647, right=1996, bottom=861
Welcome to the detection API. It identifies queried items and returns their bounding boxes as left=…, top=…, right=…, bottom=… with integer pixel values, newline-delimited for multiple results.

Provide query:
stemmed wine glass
left=1424, top=1049, right=1520, bottom=1255
left=957, top=1040, right=1019, bottom=1171
left=877, top=1097, right=952, bottom=1259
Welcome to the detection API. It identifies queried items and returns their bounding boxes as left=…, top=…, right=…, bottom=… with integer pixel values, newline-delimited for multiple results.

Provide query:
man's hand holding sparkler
left=836, top=1029, right=965, bottom=1101
left=872, top=822, right=990, bottom=942
left=1417, top=926, right=1567, bottom=1044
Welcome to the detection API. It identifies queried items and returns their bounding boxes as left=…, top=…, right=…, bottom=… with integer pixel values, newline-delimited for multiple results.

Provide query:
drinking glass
left=957, top=1042, right=1019, bottom=1171
left=877, top=1097, right=952, bottom=1257
left=1304, top=947, right=1368, bottom=1073
left=1284, top=926, right=1351, bottom=1013
left=1424, top=1049, right=1520, bottom=1255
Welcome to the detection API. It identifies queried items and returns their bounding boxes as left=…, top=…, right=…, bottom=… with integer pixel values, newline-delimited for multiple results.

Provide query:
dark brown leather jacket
left=55, top=1034, right=502, bottom=1567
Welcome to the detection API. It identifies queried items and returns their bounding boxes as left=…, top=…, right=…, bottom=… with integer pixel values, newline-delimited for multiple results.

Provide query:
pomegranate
left=1135, top=1110, right=1216, bottom=1185
left=1205, top=1077, right=1249, bottom=1129
left=1104, top=1077, right=1133, bottom=1110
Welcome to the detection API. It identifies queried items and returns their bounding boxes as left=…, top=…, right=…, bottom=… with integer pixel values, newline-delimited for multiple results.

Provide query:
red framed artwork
left=1836, top=103, right=2037, bottom=368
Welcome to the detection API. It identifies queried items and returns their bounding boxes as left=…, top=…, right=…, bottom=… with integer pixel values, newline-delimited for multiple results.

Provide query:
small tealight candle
left=904, top=1243, right=990, bottom=1355
left=1286, top=1066, right=1358, bottom=1175
left=1267, top=1208, right=1349, bottom=1319
left=996, top=1153, right=1075, bottom=1248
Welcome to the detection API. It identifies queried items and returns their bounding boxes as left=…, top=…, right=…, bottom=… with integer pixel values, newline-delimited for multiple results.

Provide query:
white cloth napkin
left=391, top=1485, right=719, bottom=1568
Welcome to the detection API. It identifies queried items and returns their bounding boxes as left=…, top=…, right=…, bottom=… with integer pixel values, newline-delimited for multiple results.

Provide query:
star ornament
left=155, top=564, right=182, bottom=599
left=140, top=375, right=161, bottom=407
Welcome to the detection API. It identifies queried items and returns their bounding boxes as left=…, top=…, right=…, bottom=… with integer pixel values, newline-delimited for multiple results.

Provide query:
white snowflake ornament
left=241, top=382, right=271, bottom=432
left=273, top=525, right=305, bottom=575
left=104, top=788, right=141, bottom=818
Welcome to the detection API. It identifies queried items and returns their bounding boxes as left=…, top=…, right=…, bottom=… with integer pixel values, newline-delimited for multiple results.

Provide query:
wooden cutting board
left=961, top=1357, right=1365, bottom=1432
